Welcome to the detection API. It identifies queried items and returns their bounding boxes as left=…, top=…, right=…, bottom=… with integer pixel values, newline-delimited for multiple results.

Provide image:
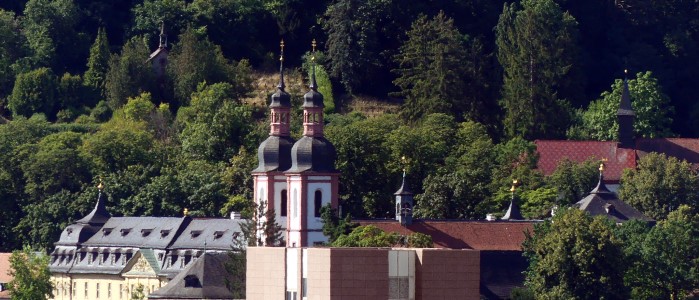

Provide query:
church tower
left=252, top=40, right=295, bottom=235
left=394, top=172, right=414, bottom=226
left=285, top=40, right=339, bottom=247
left=618, top=70, right=635, bottom=149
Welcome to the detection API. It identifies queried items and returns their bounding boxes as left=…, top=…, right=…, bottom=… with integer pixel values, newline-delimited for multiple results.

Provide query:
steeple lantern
left=394, top=170, right=414, bottom=226
left=618, top=70, right=636, bottom=149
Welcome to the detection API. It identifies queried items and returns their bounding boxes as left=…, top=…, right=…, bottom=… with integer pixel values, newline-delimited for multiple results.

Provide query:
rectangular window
left=120, top=284, right=123, bottom=299
left=96, top=282, right=100, bottom=298
left=301, top=278, right=307, bottom=297
left=72, top=282, right=75, bottom=296
left=108, top=283, right=111, bottom=298
left=84, top=282, right=88, bottom=297
left=286, top=291, right=297, bottom=300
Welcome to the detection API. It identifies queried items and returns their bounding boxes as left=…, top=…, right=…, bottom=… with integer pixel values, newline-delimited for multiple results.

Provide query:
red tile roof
left=357, top=220, right=535, bottom=251
left=536, top=138, right=699, bottom=182
left=635, top=138, right=699, bottom=164
left=535, top=140, right=636, bottom=182
left=0, top=253, right=11, bottom=299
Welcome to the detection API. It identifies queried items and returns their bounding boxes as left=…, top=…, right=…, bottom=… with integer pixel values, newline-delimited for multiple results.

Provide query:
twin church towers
left=252, top=41, right=339, bottom=247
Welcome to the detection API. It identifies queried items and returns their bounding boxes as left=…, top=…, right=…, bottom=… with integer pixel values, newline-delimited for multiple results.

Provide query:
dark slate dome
left=254, top=135, right=295, bottom=172
left=287, top=136, right=337, bottom=173
left=302, top=88, right=324, bottom=108
left=56, top=223, right=100, bottom=246
left=270, top=89, right=291, bottom=108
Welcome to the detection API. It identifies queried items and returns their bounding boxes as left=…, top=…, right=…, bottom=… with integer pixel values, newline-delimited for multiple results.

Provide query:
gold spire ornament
left=599, top=158, right=608, bottom=173
left=97, top=178, right=104, bottom=191
left=311, top=39, right=317, bottom=61
left=280, top=40, right=285, bottom=62
left=510, top=179, right=518, bottom=193
left=183, top=208, right=189, bottom=217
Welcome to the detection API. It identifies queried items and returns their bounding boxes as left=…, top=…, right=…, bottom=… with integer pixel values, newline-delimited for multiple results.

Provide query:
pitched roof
left=169, top=219, right=245, bottom=251
left=536, top=138, right=699, bottom=183
left=575, top=183, right=654, bottom=223
left=148, top=253, right=236, bottom=299
left=82, top=217, right=187, bottom=248
left=535, top=140, right=636, bottom=182
left=357, top=220, right=535, bottom=251
left=0, top=253, right=11, bottom=299
left=635, top=138, right=699, bottom=164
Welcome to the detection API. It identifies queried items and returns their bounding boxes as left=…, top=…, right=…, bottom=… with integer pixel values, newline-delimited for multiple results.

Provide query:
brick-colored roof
left=535, top=140, right=636, bottom=182
left=635, top=138, right=699, bottom=164
left=536, top=138, right=699, bottom=182
left=357, top=220, right=535, bottom=251
left=0, top=253, right=12, bottom=299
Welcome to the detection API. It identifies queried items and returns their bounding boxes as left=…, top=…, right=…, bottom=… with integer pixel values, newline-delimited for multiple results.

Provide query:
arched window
left=314, top=190, right=322, bottom=217
left=292, top=189, right=298, bottom=218
left=280, top=189, right=288, bottom=217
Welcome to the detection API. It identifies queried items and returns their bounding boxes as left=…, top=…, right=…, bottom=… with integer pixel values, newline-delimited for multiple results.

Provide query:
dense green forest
left=0, top=0, right=697, bottom=252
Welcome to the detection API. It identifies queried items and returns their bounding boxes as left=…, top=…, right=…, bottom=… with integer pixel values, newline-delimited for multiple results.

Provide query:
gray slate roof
left=575, top=179, right=653, bottom=223
left=287, top=136, right=337, bottom=173
left=253, top=135, right=295, bottom=172
left=82, top=217, right=187, bottom=248
left=148, top=253, right=237, bottom=300
left=617, top=79, right=635, bottom=116
left=169, top=219, right=244, bottom=251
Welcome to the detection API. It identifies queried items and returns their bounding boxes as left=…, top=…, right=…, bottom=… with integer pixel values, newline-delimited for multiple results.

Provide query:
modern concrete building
left=246, top=247, right=481, bottom=300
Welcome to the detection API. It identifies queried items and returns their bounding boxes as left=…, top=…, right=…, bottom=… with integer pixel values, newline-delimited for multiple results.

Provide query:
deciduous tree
left=7, top=247, right=53, bottom=299
left=619, top=152, right=699, bottom=220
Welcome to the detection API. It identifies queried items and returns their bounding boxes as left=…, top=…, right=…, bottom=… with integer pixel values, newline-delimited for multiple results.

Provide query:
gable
left=122, top=251, right=159, bottom=277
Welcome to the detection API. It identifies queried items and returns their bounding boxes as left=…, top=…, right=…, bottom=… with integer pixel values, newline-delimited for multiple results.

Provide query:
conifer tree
left=496, top=0, right=582, bottom=139
left=393, top=12, right=467, bottom=122
left=84, top=27, right=111, bottom=97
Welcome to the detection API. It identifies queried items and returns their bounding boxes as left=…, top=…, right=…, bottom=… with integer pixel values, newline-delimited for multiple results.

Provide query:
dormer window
left=103, top=228, right=113, bottom=236
left=160, top=230, right=170, bottom=238
left=141, top=229, right=152, bottom=237
left=120, top=228, right=131, bottom=236
left=190, top=230, right=201, bottom=239
left=213, top=231, right=224, bottom=240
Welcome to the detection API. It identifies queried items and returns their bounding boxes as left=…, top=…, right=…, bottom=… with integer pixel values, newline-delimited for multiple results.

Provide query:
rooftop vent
left=230, top=211, right=242, bottom=220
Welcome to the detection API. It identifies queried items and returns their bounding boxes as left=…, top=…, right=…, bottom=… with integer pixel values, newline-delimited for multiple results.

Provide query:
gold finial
left=311, top=39, right=317, bottom=61
left=599, top=158, right=608, bottom=172
left=280, top=40, right=285, bottom=62
left=183, top=208, right=189, bottom=217
left=510, top=179, right=518, bottom=193
left=624, top=69, right=628, bottom=75
left=97, top=177, right=104, bottom=191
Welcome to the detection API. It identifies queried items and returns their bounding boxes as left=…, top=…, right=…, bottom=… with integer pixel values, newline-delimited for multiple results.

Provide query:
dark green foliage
left=104, top=36, right=155, bottom=109
left=496, top=0, right=581, bottom=139
left=9, top=67, right=58, bottom=118
left=405, top=232, right=432, bottom=248
left=325, top=113, right=400, bottom=217
left=178, top=82, right=255, bottom=162
left=523, top=208, right=627, bottom=299
left=320, top=204, right=357, bottom=243
left=333, top=225, right=398, bottom=247
left=546, top=158, right=599, bottom=206
left=568, top=71, right=674, bottom=141
left=80, top=120, right=155, bottom=173
left=393, top=12, right=475, bottom=122
left=324, top=0, right=386, bottom=94
left=621, top=206, right=699, bottom=299
left=83, top=27, right=111, bottom=97
left=415, top=121, right=495, bottom=219
left=0, top=9, right=27, bottom=99
left=619, top=152, right=699, bottom=220
left=167, top=27, right=249, bottom=107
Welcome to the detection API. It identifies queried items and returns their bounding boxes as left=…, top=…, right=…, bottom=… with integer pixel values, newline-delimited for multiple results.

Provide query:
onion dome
left=287, top=136, right=337, bottom=173
left=254, top=136, right=295, bottom=172
left=254, top=40, right=295, bottom=172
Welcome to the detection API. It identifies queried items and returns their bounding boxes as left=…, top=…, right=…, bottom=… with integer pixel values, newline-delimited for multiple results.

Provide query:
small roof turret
left=590, top=161, right=613, bottom=194
left=617, top=70, right=635, bottom=117
left=394, top=172, right=413, bottom=196
left=159, top=22, right=168, bottom=49
left=76, top=181, right=111, bottom=226
left=502, top=180, right=523, bottom=221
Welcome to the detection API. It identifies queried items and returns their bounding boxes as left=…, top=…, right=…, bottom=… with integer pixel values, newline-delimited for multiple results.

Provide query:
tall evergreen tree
left=104, top=36, right=155, bottom=109
left=495, top=0, right=582, bottom=139
left=84, top=27, right=111, bottom=97
left=393, top=12, right=467, bottom=122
